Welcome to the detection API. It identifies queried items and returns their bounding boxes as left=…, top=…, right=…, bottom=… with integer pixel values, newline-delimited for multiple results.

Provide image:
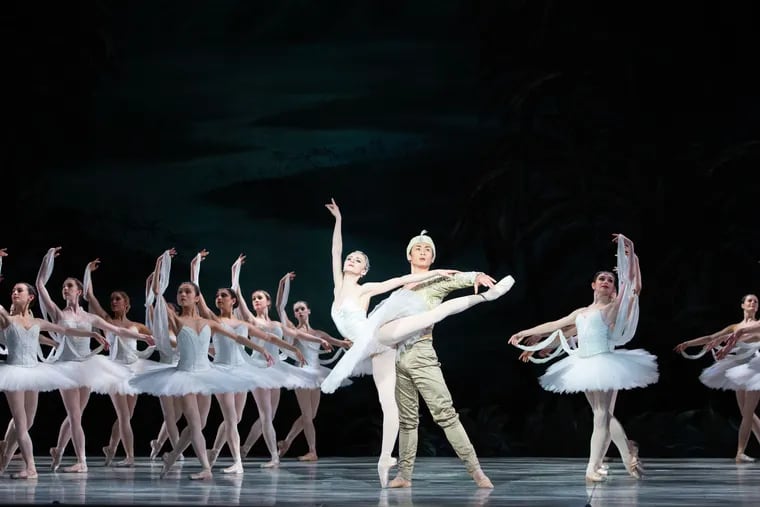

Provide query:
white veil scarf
left=514, top=234, right=640, bottom=364
left=147, top=249, right=174, bottom=360
left=37, top=249, right=103, bottom=362
left=0, top=256, right=6, bottom=355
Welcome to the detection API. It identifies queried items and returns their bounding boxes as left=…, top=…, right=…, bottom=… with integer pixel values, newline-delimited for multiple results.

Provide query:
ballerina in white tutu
left=275, top=271, right=353, bottom=462
left=510, top=234, right=653, bottom=482
left=0, top=274, right=107, bottom=478
left=674, top=294, right=760, bottom=462
left=36, top=247, right=153, bottom=473
left=83, top=258, right=157, bottom=467
left=144, top=250, right=186, bottom=460
left=321, top=199, right=515, bottom=487
left=128, top=250, right=278, bottom=480
left=188, top=250, right=306, bottom=474
left=231, top=256, right=333, bottom=468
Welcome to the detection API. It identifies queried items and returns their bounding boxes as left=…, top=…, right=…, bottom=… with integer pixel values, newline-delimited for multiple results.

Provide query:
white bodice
left=57, top=318, right=93, bottom=361
left=330, top=301, right=368, bottom=342
left=4, top=322, right=41, bottom=366
left=107, top=329, right=139, bottom=363
left=252, top=321, right=283, bottom=357
left=296, top=330, right=321, bottom=365
left=175, top=325, right=213, bottom=372
left=213, top=322, right=248, bottom=366
left=575, top=309, right=614, bottom=358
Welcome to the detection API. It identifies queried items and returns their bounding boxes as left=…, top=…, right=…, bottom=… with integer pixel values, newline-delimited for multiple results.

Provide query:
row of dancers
left=0, top=199, right=756, bottom=487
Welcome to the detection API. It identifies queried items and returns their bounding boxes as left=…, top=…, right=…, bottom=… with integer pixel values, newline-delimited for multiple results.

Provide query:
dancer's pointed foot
left=149, top=439, right=161, bottom=460
left=388, top=476, right=412, bottom=488
left=377, top=456, right=397, bottom=488
left=277, top=440, right=290, bottom=458
left=102, top=446, right=115, bottom=467
left=261, top=459, right=280, bottom=469
left=298, top=452, right=318, bottom=462
left=11, top=469, right=38, bottom=480
left=736, top=453, right=756, bottom=463
left=63, top=462, right=87, bottom=473
left=585, top=471, right=606, bottom=483
left=49, top=447, right=61, bottom=471
left=206, top=448, right=220, bottom=468
left=189, top=468, right=212, bottom=480
left=480, top=275, right=515, bottom=301
left=223, top=461, right=243, bottom=474
left=471, top=468, right=493, bottom=488
left=626, top=440, right=644, bottom=478
left=115, top=458, right=135, bottom=468
left=596, top=466, right=609, bottom=476
left=160, top=452, right=178, bottom=479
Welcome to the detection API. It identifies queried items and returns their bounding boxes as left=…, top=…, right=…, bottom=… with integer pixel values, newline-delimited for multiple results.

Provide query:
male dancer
left=388, top=230, right=504, bottom=489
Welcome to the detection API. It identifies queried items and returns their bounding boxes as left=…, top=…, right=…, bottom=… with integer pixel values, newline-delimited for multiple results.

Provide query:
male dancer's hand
left=473, top=273, right=496, bottom=294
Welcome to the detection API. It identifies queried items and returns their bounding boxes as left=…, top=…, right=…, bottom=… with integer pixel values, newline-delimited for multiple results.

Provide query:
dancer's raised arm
left=509, top=309, right=584, bottom=346
left=230, top=254, right=255, bottom=322
left=325, top=198, right=344, bottom=297
left=190, top=249, right=216, bottom=320
left=83, top=259, right=110, bottom=320
left=275, top=272, right=296, bottom=327
left=35, top=247, right=63, bottom=323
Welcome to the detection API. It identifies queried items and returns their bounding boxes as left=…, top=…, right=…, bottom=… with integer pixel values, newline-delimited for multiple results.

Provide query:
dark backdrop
left=2, top=0, right=760, bottom=459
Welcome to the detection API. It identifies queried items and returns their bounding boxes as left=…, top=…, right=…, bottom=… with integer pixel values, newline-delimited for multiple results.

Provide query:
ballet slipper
left=471, top=468, right=494, bottom=488
left=223, top=461, right=244, bottom=474
left=102, top=446, right=115, bottom=467
left=149, top=439, right=161, bottom=460
left=388, top=476, right=412, bottom=488
left=206, top=448, right=220, bottom=468
left=115, top=458, right=135, bottom=467
left=377, top=456, right=397, bottom=488
left=63, top=462, right=87, bottom=473
left=189, top=468, right=212, bottom=480
left=736, top=453, right=756, bottom=463
left=160, top=452, right=178, bottom=479
left=585, top=471, right=606, bottom=483
left=261, top=459, right=280, bottom=469
left=11, top=469, right=38, bottom=480
left=480, top=276, right=515, bottom=301
left=298, top=452, right=318, bottom=462
left=277, top=440, right=290, bottom=458
left=49, top=447, right=61, bottom=471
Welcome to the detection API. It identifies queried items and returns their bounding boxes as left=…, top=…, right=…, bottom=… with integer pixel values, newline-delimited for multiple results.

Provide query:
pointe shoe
left=49, top=448, right=62, bottom=472
left=115, top=458, right=135, bottom=468
left=189, top=468, right=212, bottom=480
left=102, top=446, right=115, bottom=467
left=206, top=448, right=220, bottom=468
left=277, top=440, right=292, bottom=458
left=736, top=453, right=755, bottom=463
left=377, top=457, right=397, bottom=488
left=388, top=476, right=412, bottom=488
left=11, top=469, right=38, bottom=480
left=160, top=452, right=178, bottom=479
left=626, top=440, right=644, bottom=478
left=596, top=467, right=609, bottom=476
left=480, top=275, right=515, bottom=301
left=298, top=452, right=318, bottom=462
left=261, top=459, right=280, bottom=469
left=471, top=468, right=494, bottom=489
left=585, top=471, right=606, bottom=483
left=63, top=462, right=88, bottom=473
left=223, top=461, right=244, bottom=474
left=149, top=439, right=161, bottom=460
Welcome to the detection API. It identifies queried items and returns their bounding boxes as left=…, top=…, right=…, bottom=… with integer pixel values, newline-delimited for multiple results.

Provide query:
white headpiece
left=406, top=230, right=436, bottom=260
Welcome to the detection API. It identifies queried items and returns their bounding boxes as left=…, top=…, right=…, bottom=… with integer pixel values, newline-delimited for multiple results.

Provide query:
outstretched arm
left=208, top=320, right=275, bottom=366
left=674, top=324, right=736, bottom=353
left=325, top=198, right=344, bottom=298
left=361, top=269, right=458, bottom=298
left=249, top=321, right=307, bottom=364
left=509, top=309, right=584, bottom=345
left=83, top=259, right=110, bottom=320
left=310, top=328, right=352, bottom=349
left=35, top=247, right=63, bottom=322
left=190, top=250, right=216, bottom=320
left=280, top=324, right=333, bottom=352
left=35, top=319, right=109, bottom=349
left=90, top=314, right=154, bottom=345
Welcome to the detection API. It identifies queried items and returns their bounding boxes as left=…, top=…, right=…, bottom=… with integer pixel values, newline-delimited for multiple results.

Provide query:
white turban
left=406, top=230, right=436, bottom=260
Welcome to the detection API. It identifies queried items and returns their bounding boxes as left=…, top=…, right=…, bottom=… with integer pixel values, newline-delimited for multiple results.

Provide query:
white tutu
left=726, top=355, right=760, bottom=391
left=109, top=359, right=171, bottom=395
left=129, top=364, right=258, bottom=396
left=0, top=363, right=79, bottom=392
left=53, top=355, right=134, bottom=394
left=322, top=288, right=428, bottom=394
left=539, top=348, right=659, bottom=394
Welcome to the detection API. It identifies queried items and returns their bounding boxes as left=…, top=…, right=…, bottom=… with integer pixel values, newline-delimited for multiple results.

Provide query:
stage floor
left=0, top=456, right=754, bottom=506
